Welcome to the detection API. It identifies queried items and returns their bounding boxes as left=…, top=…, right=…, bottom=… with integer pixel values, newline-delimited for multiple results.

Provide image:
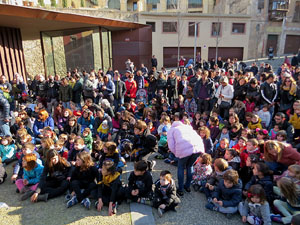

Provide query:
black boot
left=37, top=193, right=48, bottom=202
left=21, top=190, right=35, bottom=201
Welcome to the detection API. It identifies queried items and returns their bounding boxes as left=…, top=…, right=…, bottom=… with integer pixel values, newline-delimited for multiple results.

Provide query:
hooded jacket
left=212, top=178, right=242, bottom=207
left=33, top=116, right=55, bottom=136
left=245, top=175, right=274, bottom=203
left=167, top=121, right=204, bottom=159
left=23, top=163, right=44, bottom=185
left=154, top=178, right=180, bottom=207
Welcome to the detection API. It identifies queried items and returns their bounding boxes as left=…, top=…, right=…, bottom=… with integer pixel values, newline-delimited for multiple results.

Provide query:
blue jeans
left=177, top=153, right=200, bottom=191
left=265, top=161, right=287, bottom=174
left=62, top=101, right=70, bottom=109
left=0, top=120, right=11, bottom=136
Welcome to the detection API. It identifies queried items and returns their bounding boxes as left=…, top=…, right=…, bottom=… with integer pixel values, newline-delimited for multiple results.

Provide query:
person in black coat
left=234, top=76, right=248, bottom=101
left=31, top=150, right=71, bottom=202
left=153, top=170, right=180, bottom=217
left=96, top=160, right=123, bottom=215
left=291, top=54, right=299, bottom=67
left=64, top=116, right=81, bottom=136
left=72, top=74, right=83, bottom=109
left=113, top=72, right=127, bottom=111
left=66, top=151, right=99, bottom=209
left=151, top=55, right=158, bottom=69
left=166, top=71, right=178, bottom=105
left=125, top=161, right=153, bottom=204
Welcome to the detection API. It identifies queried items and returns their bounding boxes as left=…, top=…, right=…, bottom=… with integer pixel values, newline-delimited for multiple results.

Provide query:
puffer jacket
left=246, top=84, right=260, bottom=101
left=247, top=118, right=263, bottom=130
left=289, top=113, right=300, bottom=130
left=239, top=200, right=271, bottom=225
left=212, top=178, right=242, bottom=207
left=33, top=116, right=55, bottom=136
left=167, top=121, right=204, bottom=159
left=23, top=163, right=44, bottom=185
left=59, top=84, right=72, bottom=102
left=245, top=175, right=274, bottom=203
left=0, top=91, right=10, bottom=120
left=0, top=144, right=15, bottom=162
left=260, top=81, right=277, bottom=105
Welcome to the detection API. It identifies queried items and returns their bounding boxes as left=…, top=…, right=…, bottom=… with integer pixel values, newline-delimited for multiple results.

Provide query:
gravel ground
left=0, top=165, right=131, bottom=225
left=150, top=158, right=244, bottom=225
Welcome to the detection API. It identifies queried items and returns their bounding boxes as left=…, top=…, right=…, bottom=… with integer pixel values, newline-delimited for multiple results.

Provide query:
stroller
left=136, top=88, right=147, bottom=105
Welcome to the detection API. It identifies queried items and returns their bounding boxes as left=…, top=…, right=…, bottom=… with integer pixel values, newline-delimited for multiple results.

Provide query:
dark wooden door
left=284, top=35, right=300, bottom=54
left=163, top=47, right=201, bottom=68
left=208, top=47, right=244, bottom=61
left=266, top=34, right=278, bottom=55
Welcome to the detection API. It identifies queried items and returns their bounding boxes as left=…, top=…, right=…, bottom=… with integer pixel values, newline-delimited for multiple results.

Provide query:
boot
left=21, top=190, right=35, bottom=201
left=37, top=193, right=48, bottom=202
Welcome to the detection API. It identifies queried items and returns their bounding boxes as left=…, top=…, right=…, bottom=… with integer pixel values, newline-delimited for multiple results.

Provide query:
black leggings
left=70, top=180, right=97, bottom=202
left=41, top=178, right=69, bottom=199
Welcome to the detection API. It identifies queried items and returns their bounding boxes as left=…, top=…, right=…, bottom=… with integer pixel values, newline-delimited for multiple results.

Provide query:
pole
left=193, top=23, right=197, bottom=67
left=215, top=17, right=220, bottom=62
left=177, top=11, right=180, bottom=70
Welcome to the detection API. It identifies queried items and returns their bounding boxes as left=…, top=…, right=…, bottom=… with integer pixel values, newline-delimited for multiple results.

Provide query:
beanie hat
left=162, top=126, right=169, bottom=133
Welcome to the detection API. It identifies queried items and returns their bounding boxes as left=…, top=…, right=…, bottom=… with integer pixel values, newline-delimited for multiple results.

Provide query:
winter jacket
left=260, top=81, right=277, bottom=105
left=156, top=78, right=167, bottom=93
left=57, top=116, right=69, bottom=132
left=184, top=98, right=197, bottom=117
left=46, top=81, right=59, bottom=99
left=234, top=83, right=248, bottom=101
left=202, top=137, right=213, bottom=155
left=212, top=178, right=242, bottom=207
left=77, top=116, right=95, bottom=133
left=270, top=120, right=294, bottom=143
left=72, top=81, right=83, bottom=104
left=69, top=165, right=99, bottom=184
left=257, top=110, right=271, bottom=128
left=135, top=75, right=144, bottom=90
left=213, top=146, right=226, bottom=159
left=239, top=200, right=271, bottom=225
left=133, top=128, right=158, bottom=156
left=194, top=78, right=215, bottom=99
left=114, top=80, right=126, bottom=100
left=64, top=123, right=81, bottom=136
left=36, top=81, right=47, bottom=97
left=82, top=132, right=93, bottom=151
left=93, top=114, right=112, bottom=136
left=167, top=77, right=178, bottom=99
left=98, top=150, right=119, bottom=169
left=0, top=163, right=6, bottom=183
left=59, top=84, right=72, bottom=102
left=209, top=126, right=220, bottom=142
left=97, top=172, right=121, bottom=203
left=125, top=80, right=137, bottom=98
left=33, top=116, right=55, bottom=136
left=289, top=113, right=300, bottom=130
left=158, top=135, right=168, bottom=147
left=167, top=121, right=205, bottom=159
left=193, top=163, right=213, bottom=182
left=245, top=175, right=274, bottom=203
left=83, top=79, right=96, bottom=98
left=215, top=84, right=234, bottom=105
left=0, top=144, right=15, bottom=162
left=23, top=163, right=44, bottom=185
left=240, top=148, right=261, bottom=168
left=67, top=147, right=90, bottom=162
left=265, top=144, right=300, bottom=166
left=101, top=80, right=115, bottom=97
left=154, top=179, right=180, bottom=207
left=248, top=118, right=263, bottom=130
left=0, top=91, right=10, bottom=121
left=127, top=170, right=153, bottom=197
left=207, top=167, right=231, bottom=186
left=228, top=156, right=241, bottom=171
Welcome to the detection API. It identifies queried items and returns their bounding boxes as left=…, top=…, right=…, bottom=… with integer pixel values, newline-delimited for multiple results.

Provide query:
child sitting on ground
left=0, top=136, right=16, bottom=165
left=276, top=130, right=288, bottom=143
left=274, top=164, right=300, bottom=187
left=238, top=184, right=271, bottom=225
left=240, top=139, right=261, bottom=168
left=199, top=127, right=213, bottom=155
left=224, top=148, right=240, bottom=171
left=54, top=139, right=68, bottom=160
left=157, top=126, right=169, bottom=159
left=205, top=169, right=242, bottom=218
left=67, top=138, right=89, bottom=166
left=213, top=138, right=229, bottom=160
left=153, top=170, right=181, bottom=217
left=96, top=160, right=122, bottom=216
left=98, top=142, right=120, bottom=172
left=82, top=128, right=93, bottom=151
left=192, top=153, right=213, bottom=192
left=268, top=124, right=280, bottom=140
left=125, top=160, right=153, bottom=205
left=15, top=153, right=44, bottom=201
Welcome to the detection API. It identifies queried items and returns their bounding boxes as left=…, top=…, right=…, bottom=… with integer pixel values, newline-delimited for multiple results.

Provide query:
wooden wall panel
left=0, top=26, right=26, bottom=82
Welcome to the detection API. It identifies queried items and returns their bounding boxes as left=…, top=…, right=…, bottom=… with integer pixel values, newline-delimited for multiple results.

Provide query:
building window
left=107, top=0, right=120, bottom=10
left=188, top=22, right=199, bottom=36
left=258, top=0, right=264, bottom=10
left=269, top=0, right=289, bottom=21
left=293, top=1, right=300, bottom=22
left=211, top=22, right=221, bottom=36
left=133, top=2, right=138, bottom=11
left=232, top=23, right=245, bottom=34
left=167, top=0, right=177, bottom=9
left=163, top=22, right=177, bottom=33
left=146, top=22, right=156, bottom=32
left=188, top=0, right=202, bottom=8
left=152, top=4, right=157, bottom=10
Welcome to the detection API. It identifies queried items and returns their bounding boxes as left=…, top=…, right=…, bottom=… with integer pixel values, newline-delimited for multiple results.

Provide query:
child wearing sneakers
left=205, top=169, right=242, bottom=218
left=125, top=160, right=153, bottom=204
left=153, top=170, right=180, bottom=217
left=192, top=153, right=213, bottom=192
left=96, top=160, right=122, bottom=216
left=66, top=151, right=99, bottom=209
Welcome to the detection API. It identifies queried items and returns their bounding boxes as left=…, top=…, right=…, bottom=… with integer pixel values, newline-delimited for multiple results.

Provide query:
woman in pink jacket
left=167, top=121, right=205, bottom=196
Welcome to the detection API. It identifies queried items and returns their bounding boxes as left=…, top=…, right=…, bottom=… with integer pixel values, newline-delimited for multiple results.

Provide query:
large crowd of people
left=1, top=53, right=300, bottom=224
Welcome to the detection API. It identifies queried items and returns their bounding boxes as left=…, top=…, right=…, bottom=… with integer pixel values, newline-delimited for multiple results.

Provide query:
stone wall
left=22, top=39, right=45, bottom=80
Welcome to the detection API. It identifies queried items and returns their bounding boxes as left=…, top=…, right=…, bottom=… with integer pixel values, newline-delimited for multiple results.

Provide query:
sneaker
left=149, top=160, right=156, bottom=171
left=21, top=190, right=35, bottom=201
left=65, top=194, right=72, bottom=202
left=139, top=197, right=152, bottom=206
left=112, top=202, right=118, bottom=214
left=177, top=189, right=184, bottom=197
left=192, top=184, right=200, bottom=192
left=184, top=186, right=191, bottom=193
left=67, top=195, right=78, bottom=208
left=81, top=198, right=91, bottom=210
left=270, top=214, right=283, bottom=223
left=225, top=213, right=232, bottom=219
left=164, top=159, right=171, bottom=164
left=205, top=202, right=214, bottom=210
left=158, top=208, right=164, bottom=217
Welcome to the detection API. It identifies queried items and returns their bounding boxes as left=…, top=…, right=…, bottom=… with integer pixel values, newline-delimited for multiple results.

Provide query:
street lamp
left=189, top=22, right=200, bottom=68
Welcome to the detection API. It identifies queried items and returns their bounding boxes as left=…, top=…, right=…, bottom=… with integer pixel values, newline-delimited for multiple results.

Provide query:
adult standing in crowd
left=59, top=78, right=72, bottom=110
left=46, top=75, right=59, bottom=114
left=100, top=74, right=115, bottom=105
left=0, top=90, right=11, bottom=136
left=215, top=76, right=234, bottom=120
left=35, top=75, right=48, bottom=108
left=166, top=70, right=178, bottom=105
left=124, top=73, right=137, bottom=102
left=72, top=73, right=83, bottom=110
left=113, top=71, right=126, bottom=111
left=167, top=121, right=204, bottom=196
left=260, top=73, right=277, bottom=117
left=151, top=55, right=158, bottom=69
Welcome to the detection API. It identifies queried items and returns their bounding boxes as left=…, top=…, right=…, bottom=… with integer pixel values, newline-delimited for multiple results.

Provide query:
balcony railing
left=268, top=0, right=289, bottom=21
